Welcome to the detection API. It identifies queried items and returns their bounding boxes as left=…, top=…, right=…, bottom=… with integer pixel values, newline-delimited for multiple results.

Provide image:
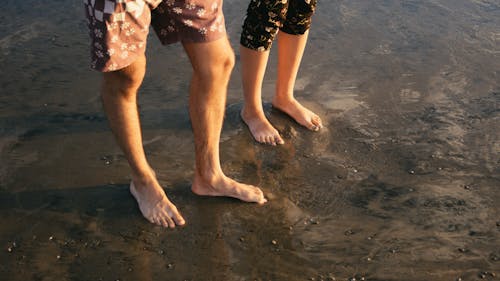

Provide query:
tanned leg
left=240, top=45, right=284, bottom=146
left=101, top=54, right=185, bottom=228
left=272, top=31, right=323, bottom=131
left=183, top=37, right=267, bottom=204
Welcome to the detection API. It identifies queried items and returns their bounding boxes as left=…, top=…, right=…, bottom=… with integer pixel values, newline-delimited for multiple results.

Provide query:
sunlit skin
left=101, top=37, right=266, bottom=228
left=240, top=31, right=323, bottom=146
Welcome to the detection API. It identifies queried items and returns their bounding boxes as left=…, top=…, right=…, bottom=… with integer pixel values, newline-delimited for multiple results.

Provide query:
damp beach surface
left=0, top=0, right=499, bottom=280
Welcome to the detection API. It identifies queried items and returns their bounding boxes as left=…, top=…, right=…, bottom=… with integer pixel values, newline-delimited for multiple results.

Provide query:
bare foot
left=191, top=173, right=267, bottom=204
left=241, top=109, right=284, bottom=145
left=130, top=178, right=186, bottom=228
left=272, top=98, right=323, bottom=131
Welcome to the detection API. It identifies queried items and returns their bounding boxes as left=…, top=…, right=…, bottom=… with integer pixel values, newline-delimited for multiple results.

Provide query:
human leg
left=272, top=0, right=322, bottom=131
left=182, top=37, right=267, bottom=204
left=101, top=55, right=185, bottom=228
left=84, top=0, right=185, bottom=227
left=239, top=0, right=288, bottom=145
left=240, top=46, right=284, bottom=145
left=272, top=30, right=323, bottom=131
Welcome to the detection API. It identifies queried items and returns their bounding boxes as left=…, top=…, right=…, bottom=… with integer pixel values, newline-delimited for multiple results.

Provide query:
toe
left=254, top=188, right=267, bottom=204
left=267, top=135, right=276, bottom=145
left=309, top=119, right=320, bottom=131
left=275, top=134, right=284, bottom=145
left=166, top=216, right=176, bottom=229
left=173, top=213, right=186, bottom=226
left=153, top=216, right=163, bottom=227
left=267, top=135, right=276, bottom=146
left=162, top=211, right=176, bottom=228
left=312, top=116, right=323, bottom=129
left=158, top=216, right=169, bottom=228
left=147, top=216, right=155, bottom=224
left=167, top=204, right=185, bottom=226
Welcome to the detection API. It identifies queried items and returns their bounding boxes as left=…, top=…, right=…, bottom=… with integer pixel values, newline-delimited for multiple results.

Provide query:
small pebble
left=7, top=247, right=13, bottom=253
left=49, top=236, right=54, bottom=241
left=464, top=185, right=471, bottom=190
left=158, top=250, right=164, bottom=255
left=271, top=240, right=278, bottom=245
left=456, top=278, right=462, bottom=281
left=409, top=170, right=415, bottom=174
left=167, top=263, right=174, bottom=269
left=239, top=237, right=245, bottom=242
left=390, top=249, right=397, bottom=254
left=344, top=229, right=354, bottom=236
left=458, top=248, right=468, bottom=253
left=57, top=255, right=61, bottom=260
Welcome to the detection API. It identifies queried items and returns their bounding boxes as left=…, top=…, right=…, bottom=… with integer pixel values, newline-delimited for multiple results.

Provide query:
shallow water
left=0, top=0, right=499, bottom=280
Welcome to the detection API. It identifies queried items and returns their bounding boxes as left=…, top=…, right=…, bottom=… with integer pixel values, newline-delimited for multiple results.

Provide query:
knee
left=195, top=49, right=235, bottom=82
left=102, top=57, right=146, bottom=98
left=215, top=50, right=235, bottom=77
left=221, top=50, right=235, bottom=75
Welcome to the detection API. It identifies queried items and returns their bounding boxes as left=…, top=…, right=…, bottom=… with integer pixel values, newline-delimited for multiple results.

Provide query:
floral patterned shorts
left=240, top=0, right=317, bottom=51
left=84, top=0, right=226, bottom=72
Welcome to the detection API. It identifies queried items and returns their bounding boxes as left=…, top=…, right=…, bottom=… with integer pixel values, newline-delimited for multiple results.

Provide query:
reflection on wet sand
left=1, top=0, right=499, bottom=280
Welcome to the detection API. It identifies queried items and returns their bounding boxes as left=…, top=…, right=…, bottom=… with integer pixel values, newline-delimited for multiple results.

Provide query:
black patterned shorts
left=240, top=0, right=317, bottom=51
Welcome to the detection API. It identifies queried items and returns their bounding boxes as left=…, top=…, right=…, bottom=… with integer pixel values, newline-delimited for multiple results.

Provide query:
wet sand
left=1, top=0, right=499, bottom=280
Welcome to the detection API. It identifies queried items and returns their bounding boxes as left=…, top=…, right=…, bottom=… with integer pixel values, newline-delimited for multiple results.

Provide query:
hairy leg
left=183, top=37, right=267, bottom=204
left=240, top=45, right=284, bottom=146
left=101, top=54, right=185, bottom=228
left=272, top=31, right=323, bottom=131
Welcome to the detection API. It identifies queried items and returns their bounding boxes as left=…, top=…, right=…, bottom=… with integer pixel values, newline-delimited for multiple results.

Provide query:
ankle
left=131, top=170, right=157, bottom=187
left=242, top=105, right=265, bottom=119
left=272, top=96, right=295, bottom=107
left=194, top=169, right=226, bottom=187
